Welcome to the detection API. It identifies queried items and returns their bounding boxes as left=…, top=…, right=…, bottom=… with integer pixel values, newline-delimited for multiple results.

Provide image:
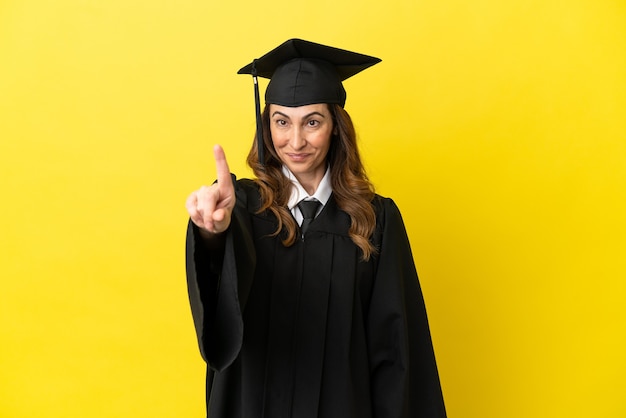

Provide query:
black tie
left=298, top=200, right=321, bottom=236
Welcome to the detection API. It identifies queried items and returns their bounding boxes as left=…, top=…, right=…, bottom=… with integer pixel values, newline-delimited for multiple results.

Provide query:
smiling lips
left=286, top=153, right=310, bottom=162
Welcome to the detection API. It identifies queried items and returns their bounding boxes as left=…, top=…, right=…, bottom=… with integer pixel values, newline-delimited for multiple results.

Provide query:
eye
left=307, top=119, right=320, bottom=127
left=274, top=119, right=288, bottom=127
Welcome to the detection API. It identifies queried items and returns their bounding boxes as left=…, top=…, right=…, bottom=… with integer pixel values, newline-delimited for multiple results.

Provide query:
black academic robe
left=186, top=178, right=446, bottom=418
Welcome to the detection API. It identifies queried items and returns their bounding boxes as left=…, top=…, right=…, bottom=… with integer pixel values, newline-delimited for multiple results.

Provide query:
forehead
left=269, top=103, right=330, bottom=117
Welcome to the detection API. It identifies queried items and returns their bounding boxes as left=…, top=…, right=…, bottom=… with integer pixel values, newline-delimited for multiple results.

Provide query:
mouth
left=286, top=153, right=310, bottom=162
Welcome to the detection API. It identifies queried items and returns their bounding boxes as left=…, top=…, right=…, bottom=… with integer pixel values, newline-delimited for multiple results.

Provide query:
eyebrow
left=271, top=111, right=327, bottom=120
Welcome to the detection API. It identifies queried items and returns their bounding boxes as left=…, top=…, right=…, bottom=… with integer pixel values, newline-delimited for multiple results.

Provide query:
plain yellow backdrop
left=1, top=0, right=625, bottom=417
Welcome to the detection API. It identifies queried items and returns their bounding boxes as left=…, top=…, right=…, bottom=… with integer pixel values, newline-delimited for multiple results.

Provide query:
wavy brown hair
left=246, top=104, right=377, bottom=260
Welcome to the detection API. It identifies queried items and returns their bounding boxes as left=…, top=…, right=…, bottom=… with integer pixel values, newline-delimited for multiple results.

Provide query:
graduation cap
left=237, top=38, right=381, bottom=165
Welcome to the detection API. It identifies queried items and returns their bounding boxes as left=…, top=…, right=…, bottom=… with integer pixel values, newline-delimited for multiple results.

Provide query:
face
left=269, top=103, right=334, bottom=190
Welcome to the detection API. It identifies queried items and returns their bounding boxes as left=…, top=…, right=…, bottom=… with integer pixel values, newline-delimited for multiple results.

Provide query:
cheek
left=316, top=130, right=333, bottom=151
left=269, top=128, right=284, bottom=148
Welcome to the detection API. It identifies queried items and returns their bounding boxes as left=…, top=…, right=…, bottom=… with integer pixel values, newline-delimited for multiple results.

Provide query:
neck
left=295, top=173, right=323, bottom=195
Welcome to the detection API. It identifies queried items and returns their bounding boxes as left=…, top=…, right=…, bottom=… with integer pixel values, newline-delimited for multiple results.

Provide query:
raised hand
left=186, top=145, right=236, bottom=237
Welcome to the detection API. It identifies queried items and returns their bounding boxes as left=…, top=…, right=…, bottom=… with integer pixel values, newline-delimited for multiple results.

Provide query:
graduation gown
left=186, top=178, right=446, bottom=418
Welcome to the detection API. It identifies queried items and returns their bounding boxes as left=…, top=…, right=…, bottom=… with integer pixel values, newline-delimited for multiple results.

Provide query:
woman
left=185, top=39, right=446, bottom=418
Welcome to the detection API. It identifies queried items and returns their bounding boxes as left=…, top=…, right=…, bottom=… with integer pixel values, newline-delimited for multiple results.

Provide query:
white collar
left=283, top=166, right=333, bottom=210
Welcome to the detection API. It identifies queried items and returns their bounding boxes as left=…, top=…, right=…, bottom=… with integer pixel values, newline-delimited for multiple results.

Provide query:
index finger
left=213, top=144, right=232, bottom=189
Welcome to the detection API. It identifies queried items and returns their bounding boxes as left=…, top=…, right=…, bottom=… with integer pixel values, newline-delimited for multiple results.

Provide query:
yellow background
left=1, top=0, right=625, bottom=417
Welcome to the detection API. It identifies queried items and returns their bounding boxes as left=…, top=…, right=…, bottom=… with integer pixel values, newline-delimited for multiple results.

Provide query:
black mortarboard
left=237, top=39, right=381, bottom=165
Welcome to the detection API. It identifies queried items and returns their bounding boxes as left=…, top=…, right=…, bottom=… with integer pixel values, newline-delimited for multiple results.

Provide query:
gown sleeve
left=185, top=179, right=257, bottom=372
left=367, top=197, right=447, bottom=418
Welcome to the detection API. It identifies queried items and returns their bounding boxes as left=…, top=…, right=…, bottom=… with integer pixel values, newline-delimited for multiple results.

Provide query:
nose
left=289, top=126, right=306, bottom=150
